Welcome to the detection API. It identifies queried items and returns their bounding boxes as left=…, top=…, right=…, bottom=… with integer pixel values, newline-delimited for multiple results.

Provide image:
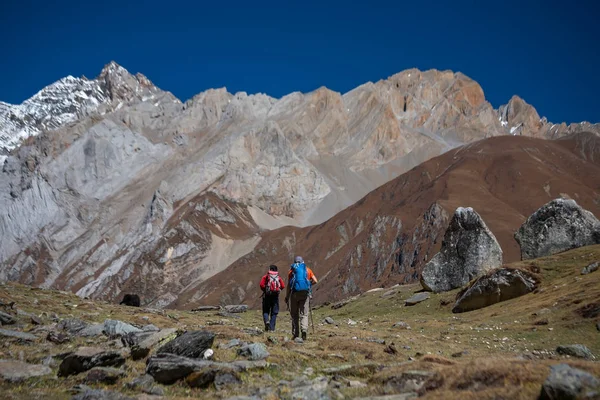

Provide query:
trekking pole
left=309, top=295, right=315, bottom=334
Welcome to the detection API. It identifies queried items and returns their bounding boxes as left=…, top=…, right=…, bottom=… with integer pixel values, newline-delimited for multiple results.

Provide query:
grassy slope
left=1, top=245, right=599, bottom=399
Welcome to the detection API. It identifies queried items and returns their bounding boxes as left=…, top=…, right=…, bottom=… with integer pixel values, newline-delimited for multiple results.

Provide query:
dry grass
left=0, top=245, right=599, bottom=399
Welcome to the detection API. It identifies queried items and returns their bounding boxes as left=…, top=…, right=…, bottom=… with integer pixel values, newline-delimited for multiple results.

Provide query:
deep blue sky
left=1, top=0, right=598, bottom=123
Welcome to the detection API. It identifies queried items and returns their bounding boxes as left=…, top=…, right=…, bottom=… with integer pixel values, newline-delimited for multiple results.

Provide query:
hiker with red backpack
left=285, top=256, right=318, bottom=340
left=259, top=265, right=285, bottom=332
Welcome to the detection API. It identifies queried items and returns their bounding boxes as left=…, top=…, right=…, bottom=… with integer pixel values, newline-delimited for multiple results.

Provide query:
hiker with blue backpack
left=285, top=256, right=318, bottom=340
left=259, top=265, right=285, bottom=332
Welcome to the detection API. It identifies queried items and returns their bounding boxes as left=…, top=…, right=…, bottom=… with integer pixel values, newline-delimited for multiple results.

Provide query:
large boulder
left=452, top=268, right=539, bottom=313
left=157, top=330, right=215, bottom=359
left=539, top=364, right=599, bottom=400
left=122, top=328, right=179, bottom=360
left=58, top=347, right=126, bottom=377
left=420, top=207, right=503, bottom=292
left=515, top=198, right=600, bottom=260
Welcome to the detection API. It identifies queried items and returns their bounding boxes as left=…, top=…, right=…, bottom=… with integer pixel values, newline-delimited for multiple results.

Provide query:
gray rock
left=452, top=268, right=539, bottom=313
left=146, top=353, right=267, bottom=384
left=219, top=338, right=243, bottom=349
left=127, top=328, right=178, bottom=360
left=582, top=261, right=599, bottom=275
left=380, top=370, right=434, bottom=394
left=324, top=317, right=335, bottom=325
left=515, top=198, right=600, bottom=260
left=364, top=337, right=385, bottom=345
left=242, top=327, right=263, bottom=336
left=420, top=207, right=503, bottom=292
left=126, top=374, right=164, bottom=396
left=353, top=394, right=417, bottom=400
left=58, top=318, right=88, bottom=334
left=392, top=322, right=410, bottom=329
left=0, top=359, right=52, bottom=382
left=218, top=311, right=242, bottom=319
left=556, top=344, right=596, bottom=360
left=85, top=367, right=126, bottom=384
left=47, top=331, right=71, bottom=344
left=539, top=363, right=600, bottom=400
left=0, top=310, right=16, bottom=325
left=287, top=376, right=331, bottom=400
left=0, top=328, right=38, bottom=341
left=58, top=347, right=126, bottom=377
left=404, top=292, right=430, bottom=306
left=103, top=319, right=142, bottom=337
left=237, top=343, right=269, bottom=361
left=142, top=324, right=160, bottom=332
left=30, top=315, right=42, bottom=325
left=322, top=363, right=380, bottom=375
left=224, top=305, right=248, bottom=313
left=157, top=330, right=214, bottom=359
left=71, top=389, right=134, bottom=400
left=78, top=324, right=105, bottom=337
left=185, top=365, right=240, bottom=389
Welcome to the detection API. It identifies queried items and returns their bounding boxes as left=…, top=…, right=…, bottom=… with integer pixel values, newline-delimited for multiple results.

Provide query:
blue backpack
left=290, top=262, right=311, bottom=292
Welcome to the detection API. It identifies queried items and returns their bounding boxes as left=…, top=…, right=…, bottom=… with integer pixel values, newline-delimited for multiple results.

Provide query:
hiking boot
left=301, top=331, right=307, bottom=340
left=264, top=323, right=270, bottom=332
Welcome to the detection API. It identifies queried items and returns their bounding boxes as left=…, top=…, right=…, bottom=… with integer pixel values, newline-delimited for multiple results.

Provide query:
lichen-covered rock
left=157, top=330, right=214, bottom=359
left=515, top=198, right=600, bottom=260
left=237, top=343, right=269, bottom=361
left=452, top=268, right=539, bottom=313
left=539, top=364, right=600, bottom=400
left=421, top=207, right=503, bottom=292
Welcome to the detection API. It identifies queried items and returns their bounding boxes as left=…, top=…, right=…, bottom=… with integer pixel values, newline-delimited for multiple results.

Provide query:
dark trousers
left=262, top=294, right=280, bottom=331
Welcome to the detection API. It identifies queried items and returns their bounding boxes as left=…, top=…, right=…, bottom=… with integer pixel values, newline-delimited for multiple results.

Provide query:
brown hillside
left=178, top=132, right=600, bottom=309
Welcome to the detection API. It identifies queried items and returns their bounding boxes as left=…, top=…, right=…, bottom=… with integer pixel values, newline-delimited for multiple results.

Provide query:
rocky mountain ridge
left=1, top=62, right=599, bottom=307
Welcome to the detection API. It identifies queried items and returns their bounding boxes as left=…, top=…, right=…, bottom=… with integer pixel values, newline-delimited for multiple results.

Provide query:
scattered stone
left=0, top=311, right=16, bottom=325
left=58, top=347, right=126, bottom=377
left=348, top=319, right=357, bottom=326
left=451, top=350, right=468, bottom=358
left=157, top=330, right=214, bottom=359
left=556, top=344, right=596, bottom=360
left=224, top=305, right=248, bottom=313
left=85, top=367, right=126, bottom=384
left=0, top=359, right=52, bottom=382
left=103, top=320, right=142, bottom=337
left=539, top=363, right=600, bottom=400
left=422, top=355, right=455, bottom=365
left=452, top=268, right=539, bottom=313
left=392, top=322, right=411, bottom=329
left=71, top=389, right=134, bottom=400
left=365, top=337, right=385, bottom=345
left=267, top=336, right=278, bottom=345
left=142, top=324, right=160, bottom=332
left=219, top=339, right=242, bottom=349
left=322, top=363, right=380, bottom=375
left=365, top=288, right=385, bottom=294
left=185, top=365, right=240, bottom=389
left=146, top=353, right=267, bottom=384
left=421, top=207, right=503, bottom=292
left=331, top=296, right=359, bottom=309
left=381, top=370, right=435, bottom=394
left=217, top=311, right=241, bottom=319
left=534, top=319, right=549, bottom=326
left=78, top=324, right=105, bottom=337
left=125, top=328, right=178, bottom=360
left=348, top=380, right=367, bottom=388
left=582, top=261, right=599, bottom=275
left=69, top=384, right=93, bottom=394
left=242, top=327, right=263, bottom=336
left=58, top=318, right=88, bottom=334
left=515, top=198, right=600, bottom=260
left=405, top=292, right=430, bottom=306
left=381, top=289, right=399, bottom=298
left=324, top=317, right=335, bottom=325
left=237, top=343, right=269, bottom=361
left=384, top=343, right=398, bottom=355
left=0, top=328, right=38, bottom=341
left=30, top=315, right=42, bottom=325
left=191, top=306, right=220, bottom=312
left=126, top=374, right=165, bottom=396
left=47, top=331, right=71, bottom=344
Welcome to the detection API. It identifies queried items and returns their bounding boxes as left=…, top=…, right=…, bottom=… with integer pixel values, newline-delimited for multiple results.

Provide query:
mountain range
left=1, top=62, right=599, bottom=308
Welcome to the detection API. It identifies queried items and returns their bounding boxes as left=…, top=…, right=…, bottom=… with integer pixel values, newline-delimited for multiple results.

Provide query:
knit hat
left=294, top=256, right=304, bottom=263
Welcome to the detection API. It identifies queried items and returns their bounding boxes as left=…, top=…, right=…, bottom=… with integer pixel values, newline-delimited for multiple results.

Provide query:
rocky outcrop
left=420, top=207, right=503, bottom=292
left=156, top=331, right=214, bottom=359
left=515, top=198, right=600, bottom=260
left=452, top=268, right=539, bottom=313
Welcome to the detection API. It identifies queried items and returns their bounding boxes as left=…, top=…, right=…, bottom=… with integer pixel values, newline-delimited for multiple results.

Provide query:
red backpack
left=265, top=272, right=282, bottom=295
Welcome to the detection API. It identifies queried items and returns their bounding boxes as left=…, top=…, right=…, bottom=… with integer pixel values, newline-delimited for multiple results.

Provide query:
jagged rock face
left=452, top=268, right=539, bottom=313
left=515, top=198, right=600, bottom=260
left=420, top=207, right=503, bottom=293
left=1, top=62, right=599, bottom=307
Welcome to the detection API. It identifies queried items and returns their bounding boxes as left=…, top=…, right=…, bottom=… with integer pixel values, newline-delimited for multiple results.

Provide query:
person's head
left=269, top=265, right=278, bottom=272
left=294, top=256, right=303, bottom=263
